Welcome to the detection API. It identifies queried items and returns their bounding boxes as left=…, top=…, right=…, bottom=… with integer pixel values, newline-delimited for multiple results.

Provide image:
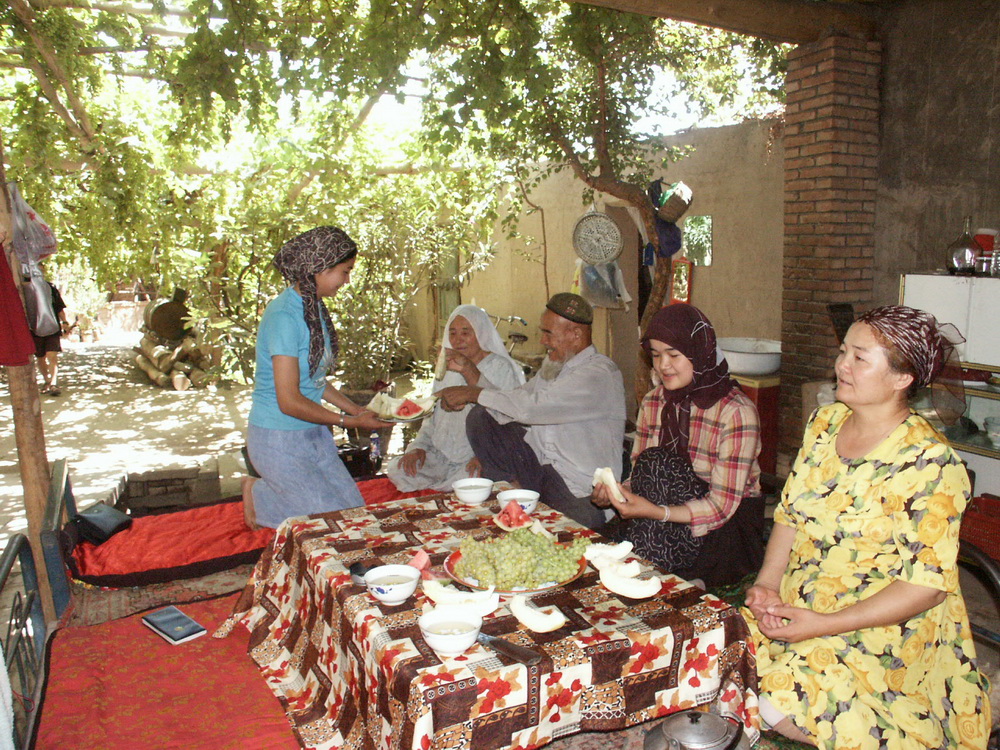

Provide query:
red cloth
left=0, top=244, right=34, bottom=366
left=38, top=594, right=299, bottom=750
left=69, top=477, right=435, bottom=586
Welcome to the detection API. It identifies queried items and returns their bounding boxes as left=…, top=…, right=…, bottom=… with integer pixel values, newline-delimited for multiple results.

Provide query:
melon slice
left=592, top=467, right=626, bottom=504
left=395, top=398, right=423, bottom=418
left=495, top=500, right=533, bottom=531
left=584, top=541, right=633, bottom=563
left=600, top=568, right=661, bottom=599
left=423, top=578, right=498, bottom=610
left=510, top=594, right=566, bottom=632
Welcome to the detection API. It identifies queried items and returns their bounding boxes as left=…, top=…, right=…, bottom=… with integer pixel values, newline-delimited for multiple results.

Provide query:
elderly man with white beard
left=438, top=293, right=626, bottom=530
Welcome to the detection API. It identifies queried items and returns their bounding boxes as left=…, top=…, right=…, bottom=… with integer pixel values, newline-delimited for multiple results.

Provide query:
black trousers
left=466, top=406, right=607, bottom=531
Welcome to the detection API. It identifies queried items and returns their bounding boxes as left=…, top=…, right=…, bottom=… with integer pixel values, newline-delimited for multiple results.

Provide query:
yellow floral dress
left=745, top=403, right=990, bottom=749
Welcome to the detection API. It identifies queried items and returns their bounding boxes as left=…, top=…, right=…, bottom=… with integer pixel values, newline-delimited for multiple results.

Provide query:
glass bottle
left=947, top=216, right=982, bottom=275
left=369, top=430, right=382, bottom=474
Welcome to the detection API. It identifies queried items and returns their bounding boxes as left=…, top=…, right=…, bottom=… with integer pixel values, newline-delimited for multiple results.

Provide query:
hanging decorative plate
left=572, top=211, right=623, bottom=265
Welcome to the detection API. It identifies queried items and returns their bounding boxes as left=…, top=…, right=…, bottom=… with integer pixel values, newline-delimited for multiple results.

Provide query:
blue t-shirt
left=249, top=288, right=332, bottom=430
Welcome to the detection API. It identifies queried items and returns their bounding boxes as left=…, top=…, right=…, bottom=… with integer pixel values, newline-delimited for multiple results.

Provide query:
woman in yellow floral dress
left=744, top=305, right=990, bottom=749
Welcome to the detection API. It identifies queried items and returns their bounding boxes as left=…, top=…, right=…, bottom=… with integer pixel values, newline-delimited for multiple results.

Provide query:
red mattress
left=68, top=477, right=434, bottom=587
left=37, top=594, right=299, bottom=750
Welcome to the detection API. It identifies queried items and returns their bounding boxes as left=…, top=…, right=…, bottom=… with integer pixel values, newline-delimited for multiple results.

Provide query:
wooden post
left=0, top=132, right=57, bottom=624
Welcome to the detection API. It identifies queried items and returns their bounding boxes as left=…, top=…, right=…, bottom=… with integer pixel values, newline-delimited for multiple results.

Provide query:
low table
left=218, top=494, right=760, bottom=750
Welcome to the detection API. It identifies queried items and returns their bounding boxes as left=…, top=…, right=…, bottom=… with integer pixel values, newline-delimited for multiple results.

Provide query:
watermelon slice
left=408, top=549, right=438, bottom=580
left=495, top=500, right=532, bottom=531
left=395, top=399, right=424, bottom=418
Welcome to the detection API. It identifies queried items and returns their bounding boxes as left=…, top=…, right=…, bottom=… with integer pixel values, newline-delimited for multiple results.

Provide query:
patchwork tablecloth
left=217, top=494, right=760, bottom=750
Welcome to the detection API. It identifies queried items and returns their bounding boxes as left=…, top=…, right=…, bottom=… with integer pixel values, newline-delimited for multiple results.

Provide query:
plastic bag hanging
left=579, top=260, right=626, bottom=309
left=7, top=182, right=57, bottom=265
left=21, top=261, right=60, bottom=336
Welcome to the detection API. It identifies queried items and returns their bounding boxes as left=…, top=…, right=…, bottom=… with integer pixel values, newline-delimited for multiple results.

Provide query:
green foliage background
left=1, top=0, right=785, bottom=383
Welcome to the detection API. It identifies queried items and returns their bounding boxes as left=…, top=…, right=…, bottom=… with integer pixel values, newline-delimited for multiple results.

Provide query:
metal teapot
left=643, top=710, right=751, bottom=750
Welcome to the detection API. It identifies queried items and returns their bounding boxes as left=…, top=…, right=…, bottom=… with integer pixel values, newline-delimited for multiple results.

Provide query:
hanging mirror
left=669, top=258, right=693, bottom=304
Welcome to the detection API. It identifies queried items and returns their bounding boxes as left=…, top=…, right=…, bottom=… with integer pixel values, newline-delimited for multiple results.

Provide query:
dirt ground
left=0, top=339, right=253, bottom=541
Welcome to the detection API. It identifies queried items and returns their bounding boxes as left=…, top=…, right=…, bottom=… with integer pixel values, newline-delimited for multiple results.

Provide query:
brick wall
left=780, top=36, right=882, bottom=450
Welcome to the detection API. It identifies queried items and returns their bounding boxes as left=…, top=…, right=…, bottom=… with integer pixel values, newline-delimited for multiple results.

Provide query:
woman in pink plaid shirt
left=593, top=303, right=764, bottom=586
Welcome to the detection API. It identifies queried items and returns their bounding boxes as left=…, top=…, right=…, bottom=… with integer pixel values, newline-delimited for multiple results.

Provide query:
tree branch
left=7, top=0, right=100, bottom=151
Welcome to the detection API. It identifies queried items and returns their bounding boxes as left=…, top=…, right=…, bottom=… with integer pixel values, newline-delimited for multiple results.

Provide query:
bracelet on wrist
left=660, top=505, right=671, bottom=523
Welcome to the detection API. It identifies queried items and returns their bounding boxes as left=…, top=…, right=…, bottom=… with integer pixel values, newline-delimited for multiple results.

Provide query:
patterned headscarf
left=272, top=226, right=357, bottom=376
left=856, top=305, right=966, bottom=424
left=641, top=303, right=736, bottom=455
left=856, top=305, right=962, bottom=389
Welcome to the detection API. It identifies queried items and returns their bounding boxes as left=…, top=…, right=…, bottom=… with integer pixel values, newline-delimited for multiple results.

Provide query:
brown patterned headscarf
left=272, top=226, right=357, bottom=376
left=641, top=303, right=736, bottom=455
left=856, top=305, right=966, bottom=424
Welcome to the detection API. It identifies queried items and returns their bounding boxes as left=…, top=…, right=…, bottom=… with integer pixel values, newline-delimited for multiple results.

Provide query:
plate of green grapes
left=445, top=528, right=590, bottom=595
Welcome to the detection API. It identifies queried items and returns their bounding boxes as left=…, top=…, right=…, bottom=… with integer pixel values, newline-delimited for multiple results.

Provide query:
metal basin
left=718, top=337, right=781, bottom=375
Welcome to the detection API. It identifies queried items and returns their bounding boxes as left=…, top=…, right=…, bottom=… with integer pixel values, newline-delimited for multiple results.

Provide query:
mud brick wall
left=111, top=460, right=220, bottom=515
left=779, top=36, right=882, bottom=451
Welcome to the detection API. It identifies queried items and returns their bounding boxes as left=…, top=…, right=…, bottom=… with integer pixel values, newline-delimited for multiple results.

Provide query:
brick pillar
left=779, top=36, right=882, bottom=452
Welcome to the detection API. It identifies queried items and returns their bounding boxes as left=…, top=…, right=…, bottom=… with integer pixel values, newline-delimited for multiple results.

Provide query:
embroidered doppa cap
left=546, top=292, right=593, bottom=325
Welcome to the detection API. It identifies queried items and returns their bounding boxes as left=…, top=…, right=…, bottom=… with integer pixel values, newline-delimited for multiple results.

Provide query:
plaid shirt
left=632, top=385, right=761, bottom=537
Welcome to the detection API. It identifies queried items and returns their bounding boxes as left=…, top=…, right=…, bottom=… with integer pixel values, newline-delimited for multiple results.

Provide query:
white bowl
left=418, top=608, right=482, bottom=657
left=497, top=489, right=539, bottom=514
left=452, top=477, right=494, bottom=505
left=364, top=564, right=420, bottom=605
left=718, top=337, right=782, bottom=375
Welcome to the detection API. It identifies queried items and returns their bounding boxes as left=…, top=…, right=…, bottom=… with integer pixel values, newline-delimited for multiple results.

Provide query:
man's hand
left=465, top=457, right=482, bottom=477
left=399, top=449, right=427, bottom=477
left=438, top=385, right=481, bottom=411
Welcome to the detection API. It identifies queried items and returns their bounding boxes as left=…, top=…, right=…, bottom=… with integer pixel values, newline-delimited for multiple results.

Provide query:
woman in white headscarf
left=387, top=305, right=525, bottom=492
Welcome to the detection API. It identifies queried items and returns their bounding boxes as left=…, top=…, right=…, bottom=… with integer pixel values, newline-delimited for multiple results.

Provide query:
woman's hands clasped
left=745, top=584, right=833, bottom=643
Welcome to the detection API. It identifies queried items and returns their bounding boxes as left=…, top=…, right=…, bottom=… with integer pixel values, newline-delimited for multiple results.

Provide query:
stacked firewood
left=134, top=333, right=210, bottom=391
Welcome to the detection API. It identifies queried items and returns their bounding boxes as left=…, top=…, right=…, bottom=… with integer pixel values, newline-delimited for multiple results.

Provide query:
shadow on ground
left=0, top=341, right=252, bottom=544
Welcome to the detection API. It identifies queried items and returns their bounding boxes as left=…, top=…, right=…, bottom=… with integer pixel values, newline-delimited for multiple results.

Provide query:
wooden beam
left=0, top=133, right=57, bottom=625
left=565, top=0, right=882, bottom=43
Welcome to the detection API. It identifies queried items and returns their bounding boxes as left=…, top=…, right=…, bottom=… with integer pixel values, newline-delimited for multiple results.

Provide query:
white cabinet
left=900, top=274, right=1000, bottom=366
left=901, top=273, right=1000, bottom=493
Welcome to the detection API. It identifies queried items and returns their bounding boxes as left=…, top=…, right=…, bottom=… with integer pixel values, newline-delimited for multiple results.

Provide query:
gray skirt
left=247, top=423, right=364, bottom=528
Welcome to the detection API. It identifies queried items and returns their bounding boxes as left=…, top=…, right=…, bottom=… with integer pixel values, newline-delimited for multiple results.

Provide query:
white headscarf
left=433, top=305, right=525, bottom=392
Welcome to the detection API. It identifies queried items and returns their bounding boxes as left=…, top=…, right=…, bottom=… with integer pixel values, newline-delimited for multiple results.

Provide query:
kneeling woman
left=593, top=303, right=764, bottom=587
left=244, top=226, right=390, bottom=529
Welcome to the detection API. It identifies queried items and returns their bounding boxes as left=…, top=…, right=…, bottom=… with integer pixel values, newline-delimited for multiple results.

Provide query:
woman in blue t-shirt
left=244, top=226, right=390, bottom=529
